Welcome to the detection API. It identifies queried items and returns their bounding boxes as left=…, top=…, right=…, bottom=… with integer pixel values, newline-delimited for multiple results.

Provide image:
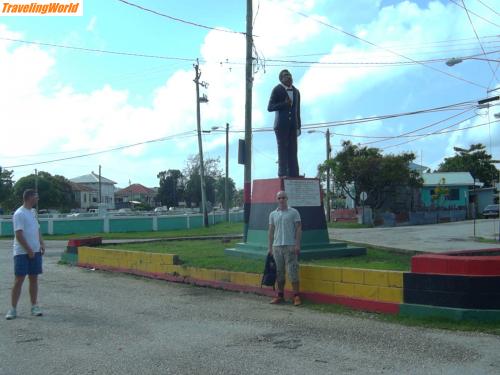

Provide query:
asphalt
left=1, top=239, right=500, bottom=374
left=329, top=219, right=500, bottom=253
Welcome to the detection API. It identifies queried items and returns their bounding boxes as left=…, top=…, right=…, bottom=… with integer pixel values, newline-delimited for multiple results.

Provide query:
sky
left=0, top=0, right=499, bottom=190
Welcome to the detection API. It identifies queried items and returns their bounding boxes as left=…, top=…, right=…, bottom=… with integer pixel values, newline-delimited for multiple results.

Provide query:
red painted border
left=251, top=179, right=283, bottom=203
left=412, top=248, right=500, bottom=276
left=67, top=237, right=102, bottom=247
left=77, top=263, right=400, bottom=314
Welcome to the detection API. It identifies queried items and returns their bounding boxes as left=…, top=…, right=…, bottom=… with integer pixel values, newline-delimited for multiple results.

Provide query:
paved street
left=330, top=219, right=500, bottom=253
left=1, top=239, right=500, bottom=374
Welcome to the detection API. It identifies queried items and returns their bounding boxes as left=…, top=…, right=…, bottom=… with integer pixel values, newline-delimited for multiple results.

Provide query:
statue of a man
left=267, top=69, right=301, bottom=178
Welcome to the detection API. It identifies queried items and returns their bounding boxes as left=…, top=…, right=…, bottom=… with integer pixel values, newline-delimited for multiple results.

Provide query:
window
left=446, top=188, right=460, bottom=201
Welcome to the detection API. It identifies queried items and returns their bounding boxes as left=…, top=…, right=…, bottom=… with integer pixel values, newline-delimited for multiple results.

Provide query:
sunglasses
left=277, top=197, right=287, bottom=200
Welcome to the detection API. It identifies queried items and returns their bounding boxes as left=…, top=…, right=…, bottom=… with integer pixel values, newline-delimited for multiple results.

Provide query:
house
left=70, top=172, right=117, bottom=209
left=420, top=172, right=474, bottom=208
left=69, top=182, right=97, bottom=210
left=115, top=184, right=157, bottom=208
left=470, top=182, right=500, bottom=213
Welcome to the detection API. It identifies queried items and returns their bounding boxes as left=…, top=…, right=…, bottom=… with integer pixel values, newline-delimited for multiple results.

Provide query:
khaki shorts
left=272, top=245, right=299, bottom=284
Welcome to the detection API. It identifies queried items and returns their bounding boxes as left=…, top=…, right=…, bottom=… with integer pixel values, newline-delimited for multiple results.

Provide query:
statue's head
left=279, top=70, right=293, bottom=86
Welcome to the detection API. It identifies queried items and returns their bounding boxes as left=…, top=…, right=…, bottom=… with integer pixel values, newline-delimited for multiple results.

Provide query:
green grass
left=327, top=222, right=372, bottom=229
left=104, top=239, right=412, bottom=272
left=305, top=302, right=500, bottom=335
left=475, top=237, right=500, bottom=244
left=30, top=222, right=244, bottom=240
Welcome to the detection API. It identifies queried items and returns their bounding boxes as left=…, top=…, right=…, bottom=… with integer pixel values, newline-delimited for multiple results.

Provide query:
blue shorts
left=14, top=253, right=43, bottom=276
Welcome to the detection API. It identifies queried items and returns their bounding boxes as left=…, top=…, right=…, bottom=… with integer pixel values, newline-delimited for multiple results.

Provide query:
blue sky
left=1, top=0, right=498, bottom=189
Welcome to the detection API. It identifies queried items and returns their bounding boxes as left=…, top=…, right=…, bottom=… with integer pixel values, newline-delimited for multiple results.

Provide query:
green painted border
left=400, top=303, right=500, bottom=322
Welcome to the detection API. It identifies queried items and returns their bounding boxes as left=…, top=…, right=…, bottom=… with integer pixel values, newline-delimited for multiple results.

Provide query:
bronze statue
left=267, top=69, right=301, bottom=177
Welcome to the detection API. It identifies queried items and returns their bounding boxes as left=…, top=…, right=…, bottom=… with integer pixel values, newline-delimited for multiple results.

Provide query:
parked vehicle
left=482, top=204, right=499, bottom=219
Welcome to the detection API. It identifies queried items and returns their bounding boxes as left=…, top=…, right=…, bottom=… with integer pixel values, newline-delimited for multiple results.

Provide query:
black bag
left=261, top=254, right=277, bottom=289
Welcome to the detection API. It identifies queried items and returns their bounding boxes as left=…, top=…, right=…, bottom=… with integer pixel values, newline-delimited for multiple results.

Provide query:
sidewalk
left=329, top=219, right=500, bottom=253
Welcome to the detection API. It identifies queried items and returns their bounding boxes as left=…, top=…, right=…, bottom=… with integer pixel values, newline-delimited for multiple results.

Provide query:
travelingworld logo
left=1, top=0, right=83, bottom=16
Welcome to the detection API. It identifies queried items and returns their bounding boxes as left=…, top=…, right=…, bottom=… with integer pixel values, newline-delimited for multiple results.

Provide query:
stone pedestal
left=225, top=177, right=366, bottom=260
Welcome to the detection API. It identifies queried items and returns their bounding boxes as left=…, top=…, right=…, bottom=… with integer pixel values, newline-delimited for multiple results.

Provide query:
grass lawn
left=105, top=239, right=412, bottom=273
left=30, top=222, right=244, bottom=241
left=327, top=222, right=372, bottom=229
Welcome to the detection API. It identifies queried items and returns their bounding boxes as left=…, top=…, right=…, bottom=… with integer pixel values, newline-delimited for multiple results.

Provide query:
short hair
left=279, top=69, right=291, bottom=80
left=276, top=190, right=288, bottom=199
left=23, top=189, right=37, bottom=201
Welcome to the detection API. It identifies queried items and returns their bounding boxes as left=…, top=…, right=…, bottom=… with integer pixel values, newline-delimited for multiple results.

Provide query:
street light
left=307, top=129, right=332, bottom=222
left=205, top=123, right=230, bottom=222
left=446, top=56, right=500, bottom=67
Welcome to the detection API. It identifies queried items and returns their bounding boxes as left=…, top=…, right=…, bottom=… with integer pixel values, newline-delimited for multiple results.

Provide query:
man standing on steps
left=5, top=189, right=45, bottom=320
left=268, top=190, right=302, bottom=306
left=268, top=69, right=301, bottom=178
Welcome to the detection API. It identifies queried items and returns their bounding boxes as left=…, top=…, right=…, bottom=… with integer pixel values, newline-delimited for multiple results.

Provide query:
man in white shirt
left=268, top=190, right=302, bottom=306
left=6, top=189, right=46, bottom=320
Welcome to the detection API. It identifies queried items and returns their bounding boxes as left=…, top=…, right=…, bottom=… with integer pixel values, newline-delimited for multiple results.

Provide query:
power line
left=476, top=0, right=500, bottom=16
left=116, top=0, right=246, bottom=35
left=0, top=37, right=196, bottom=62
left=449, top=0, right=500, bottom=27
left=288, top=8, right=490, bottom=89
left=3, top=131, right=195, bottom=169
left=360, top=109, right=477, bottom=146
left=330, top=119, right=499, bottom=139
left=460, top=0, right=498, bottom=80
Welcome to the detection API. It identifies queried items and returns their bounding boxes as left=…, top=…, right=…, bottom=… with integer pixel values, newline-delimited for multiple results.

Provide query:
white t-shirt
left=269, top=207, right=301, bottom=246
left=13, top=206, right=41, bottom=256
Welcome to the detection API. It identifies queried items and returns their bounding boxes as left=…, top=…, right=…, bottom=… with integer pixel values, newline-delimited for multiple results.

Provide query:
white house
left=70, top=172, right=117, bottom=209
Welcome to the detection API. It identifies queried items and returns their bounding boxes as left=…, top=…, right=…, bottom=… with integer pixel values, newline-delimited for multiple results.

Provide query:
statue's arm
left=297, top=90, right=301, bottom=130
left=267, top=86, right=288, bottom=112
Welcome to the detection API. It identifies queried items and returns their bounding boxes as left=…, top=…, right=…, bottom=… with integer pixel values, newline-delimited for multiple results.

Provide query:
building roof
left=69, top=181, right=96, bottom=192
left=408, top=162, right=429, bottom=173
left=115, top=183, right=156, bottom=196
left=70, top=172, right=116, bottom=185
left=422, top=172, right=474, bottom=186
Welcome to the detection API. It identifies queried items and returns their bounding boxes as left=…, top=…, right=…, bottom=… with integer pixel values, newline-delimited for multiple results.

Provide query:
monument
left=225, top=70, right=366, bottom=260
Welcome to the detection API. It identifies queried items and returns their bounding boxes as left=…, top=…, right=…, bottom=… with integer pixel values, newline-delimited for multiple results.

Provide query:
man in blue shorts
left=6, top=189, right=46, bottom=320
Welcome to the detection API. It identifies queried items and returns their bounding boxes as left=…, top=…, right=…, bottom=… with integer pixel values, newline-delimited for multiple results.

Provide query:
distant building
left=69, top=182, right=97, bottom=210
left=70, top=172, right=116, bottom=209
left=420, top=172, right=474, bottom=208
left=115, top=183, right=157, bottom=208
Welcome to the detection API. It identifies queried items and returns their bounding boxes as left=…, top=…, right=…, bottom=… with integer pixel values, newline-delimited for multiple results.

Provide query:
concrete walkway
left=329, top=219, right=500, bottom=253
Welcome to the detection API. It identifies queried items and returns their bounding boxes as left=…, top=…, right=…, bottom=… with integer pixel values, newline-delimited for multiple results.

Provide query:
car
left=482, top=204, right=499, bottom=219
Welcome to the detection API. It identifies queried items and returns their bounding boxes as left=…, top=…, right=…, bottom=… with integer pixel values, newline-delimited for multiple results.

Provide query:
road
left=330, top=219, right=500, bottom=253
left=1, top=240, right=500, bottom=374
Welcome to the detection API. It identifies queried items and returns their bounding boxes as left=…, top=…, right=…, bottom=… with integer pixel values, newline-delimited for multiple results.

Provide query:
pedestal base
left=225, top=178, right=366, bottom=260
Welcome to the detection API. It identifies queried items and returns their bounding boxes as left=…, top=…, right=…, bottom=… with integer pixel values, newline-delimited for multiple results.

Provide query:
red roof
left=115, top=184, right=156, bottom=196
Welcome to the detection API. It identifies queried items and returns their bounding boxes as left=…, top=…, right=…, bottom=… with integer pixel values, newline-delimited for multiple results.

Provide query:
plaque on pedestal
left=225, top=177, right=366, bottom=260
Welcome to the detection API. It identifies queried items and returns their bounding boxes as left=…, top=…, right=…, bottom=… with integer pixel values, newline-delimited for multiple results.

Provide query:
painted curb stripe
left=77, top=263, right=399, bottom=314
left=400, top=303, right=500, bottom=322
left=404, top=273, right=500, bottom=309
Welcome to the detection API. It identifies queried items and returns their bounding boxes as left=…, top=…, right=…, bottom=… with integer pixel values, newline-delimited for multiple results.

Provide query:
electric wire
left=288, top=8, right=490, bottom=89
left=116, top=0, right=246, bottom=35
left=449, top=0, right=500, bottom=27
left=475, top=0, right=500, bottom=16
left=3, top=131, right=196, bottom=168
left=461, top=0, right=499, bottom=80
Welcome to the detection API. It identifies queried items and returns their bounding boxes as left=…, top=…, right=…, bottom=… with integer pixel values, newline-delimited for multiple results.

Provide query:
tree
left=0, top=167, right=14, bottom=210
left=322, top=141, right=422, bottom=209
left=13, top=171, right=77, bottom=212
left=214, top=177, right=236, bottom=209
left=156, top=169, right=185, bottom=208
left=183, top=155, right=222, bottom=209
left=438, top=143, right=499, bottom=187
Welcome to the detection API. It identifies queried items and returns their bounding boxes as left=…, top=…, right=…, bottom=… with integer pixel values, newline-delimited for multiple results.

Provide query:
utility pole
left=326, top=129, right=332, bottom=222
left=98, top=165, right=102, bottom=204
left=194, top=59, right=209, bottom=227
left=34, top=168, right=38, bottom=212
left=243, top=0, right=253, bottom=241
left=225, top=122, right=229, bottom=222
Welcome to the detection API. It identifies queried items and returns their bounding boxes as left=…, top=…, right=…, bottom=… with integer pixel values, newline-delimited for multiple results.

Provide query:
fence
left=0, top=211, right=244, bottom=236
